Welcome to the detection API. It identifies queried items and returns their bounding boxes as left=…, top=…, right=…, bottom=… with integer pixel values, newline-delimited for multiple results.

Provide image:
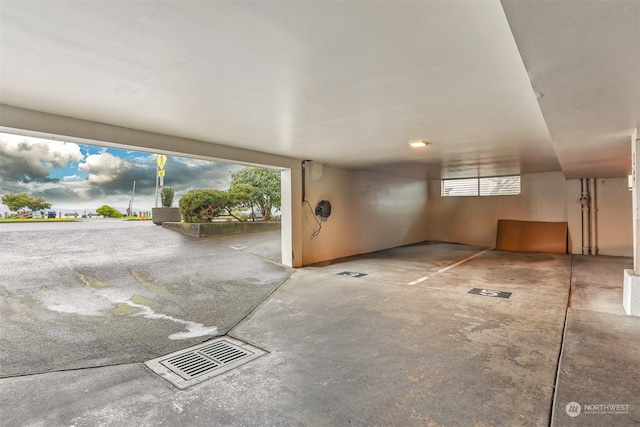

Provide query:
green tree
left=96, top=205, right=122, bottom=218
left=225, top=183, right=255, bottom=221
left=1, top=193, right=51, bottom=213
left=230, top=167, right=280, bottom=220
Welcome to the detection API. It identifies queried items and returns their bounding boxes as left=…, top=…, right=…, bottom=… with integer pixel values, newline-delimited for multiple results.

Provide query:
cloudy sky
left=0, top=132, right=242, bottom=213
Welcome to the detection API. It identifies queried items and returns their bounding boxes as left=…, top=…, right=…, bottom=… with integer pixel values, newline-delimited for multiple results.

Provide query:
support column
left=623, top=129, right=640, bottom=316
left=280, top=165, right=303, bottom=268
left=635, top=130, right=640, bottom=273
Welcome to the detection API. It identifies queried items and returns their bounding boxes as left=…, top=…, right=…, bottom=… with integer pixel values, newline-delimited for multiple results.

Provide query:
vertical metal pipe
left=589, top=178, right=598, bottom=255
left=580, top=178, right=584, bottom=253
left=301, top=160, right=307, bottom=203
left=580, top=179, right=590, bottom=255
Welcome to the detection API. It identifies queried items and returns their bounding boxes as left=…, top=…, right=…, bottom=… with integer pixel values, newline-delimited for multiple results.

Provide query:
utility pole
left=155, top=161, right=159, bottom=207
left=157, top=154, right=168, bottom=205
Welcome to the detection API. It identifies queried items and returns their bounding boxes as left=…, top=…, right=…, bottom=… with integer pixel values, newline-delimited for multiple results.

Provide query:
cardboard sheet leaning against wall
left=496, top=219, right=568, bottom=254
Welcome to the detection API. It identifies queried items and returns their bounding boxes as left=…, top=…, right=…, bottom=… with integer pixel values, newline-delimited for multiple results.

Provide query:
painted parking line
left=406, top=247, right=493, bottom=285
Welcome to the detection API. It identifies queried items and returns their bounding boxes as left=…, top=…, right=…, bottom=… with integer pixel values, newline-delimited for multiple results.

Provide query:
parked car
left=239, top=207, right=263, bottom=220
left=47, top=211, right=57, bottom=218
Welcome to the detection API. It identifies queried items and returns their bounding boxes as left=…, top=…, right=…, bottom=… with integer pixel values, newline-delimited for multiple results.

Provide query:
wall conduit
left=589, top=178, right=598, bottom=255
left=579, top=178, right=599, bottom=255
left=580, top=179, right=590, bottom=255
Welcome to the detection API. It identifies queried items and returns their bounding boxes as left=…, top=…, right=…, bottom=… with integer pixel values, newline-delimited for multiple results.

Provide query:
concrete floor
left=0, top=221, right=290, bottom=376
left=1, top=230, right=638, bottom=426
left=553, top=255, right=640, bottom=426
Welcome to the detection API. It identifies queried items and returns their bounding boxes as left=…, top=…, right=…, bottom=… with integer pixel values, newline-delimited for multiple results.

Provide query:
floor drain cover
left=144, top=336, right=267, bottom=389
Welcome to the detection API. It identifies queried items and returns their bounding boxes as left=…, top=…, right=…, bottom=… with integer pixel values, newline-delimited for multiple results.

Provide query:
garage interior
left=1, top=1, right=639, bottom=426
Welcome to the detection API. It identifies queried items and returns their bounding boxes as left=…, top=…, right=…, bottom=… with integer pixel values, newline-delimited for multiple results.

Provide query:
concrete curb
left=162, top=221, right=281, bottom=237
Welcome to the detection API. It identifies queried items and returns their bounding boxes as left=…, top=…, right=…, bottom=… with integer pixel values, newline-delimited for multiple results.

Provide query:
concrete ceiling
left=0, top=1, right=638, bottom=180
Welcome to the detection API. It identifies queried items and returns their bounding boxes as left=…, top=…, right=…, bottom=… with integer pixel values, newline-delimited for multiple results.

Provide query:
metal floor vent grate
left=144, top=336, right=267, bottom=389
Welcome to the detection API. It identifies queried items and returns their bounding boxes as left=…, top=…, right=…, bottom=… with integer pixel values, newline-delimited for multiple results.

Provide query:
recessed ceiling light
left=409, top=140, right=428, bottom=148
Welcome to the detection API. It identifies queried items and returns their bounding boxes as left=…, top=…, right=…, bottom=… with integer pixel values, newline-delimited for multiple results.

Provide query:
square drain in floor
left=144, top=336, right=267, bottom=389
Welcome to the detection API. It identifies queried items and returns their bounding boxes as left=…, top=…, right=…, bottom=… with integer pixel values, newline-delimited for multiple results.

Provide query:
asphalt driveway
left=0, top=219, right=289, bottom=376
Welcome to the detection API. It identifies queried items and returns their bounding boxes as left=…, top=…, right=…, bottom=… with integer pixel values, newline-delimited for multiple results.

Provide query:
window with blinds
left=441, top=175, right=520, bottom=197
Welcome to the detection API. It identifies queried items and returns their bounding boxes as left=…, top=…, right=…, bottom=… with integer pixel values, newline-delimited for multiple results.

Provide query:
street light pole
left=155, top=161, right=159, bottom=207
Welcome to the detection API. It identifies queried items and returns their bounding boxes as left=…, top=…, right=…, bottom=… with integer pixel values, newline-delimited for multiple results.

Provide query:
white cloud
left=179, top=157, right=218, bottom=168
left=0, top=132, right=245, bottom=211
left=79, top=152, right=134, bottom=183
left=0, top=133, right=83, bottom=169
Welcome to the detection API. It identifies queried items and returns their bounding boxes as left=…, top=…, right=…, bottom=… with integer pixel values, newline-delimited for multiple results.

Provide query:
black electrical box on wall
left=315, top=200, right=332, bottom=219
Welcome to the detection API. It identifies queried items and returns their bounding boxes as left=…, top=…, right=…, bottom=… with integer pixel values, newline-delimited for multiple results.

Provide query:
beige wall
left=566, top=179, right=582, bottom=255
left=596, top=178, right=633, bottom=256
left=301, top=165, right=429, bottom=265
left=426, top=172, right=568, bottom=248
left=426, top=172, right=632, bottom=257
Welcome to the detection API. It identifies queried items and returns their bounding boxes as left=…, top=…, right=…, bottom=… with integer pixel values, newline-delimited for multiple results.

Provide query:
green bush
left=179, top=189, right=229, bottom=223
left=161, top=187, right=175, bottom=207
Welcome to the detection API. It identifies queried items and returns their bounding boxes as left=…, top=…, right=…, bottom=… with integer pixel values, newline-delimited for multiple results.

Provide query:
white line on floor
left=407, top=276, right=429, bottom=286
left=406, top=247, right=493, bottom=285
